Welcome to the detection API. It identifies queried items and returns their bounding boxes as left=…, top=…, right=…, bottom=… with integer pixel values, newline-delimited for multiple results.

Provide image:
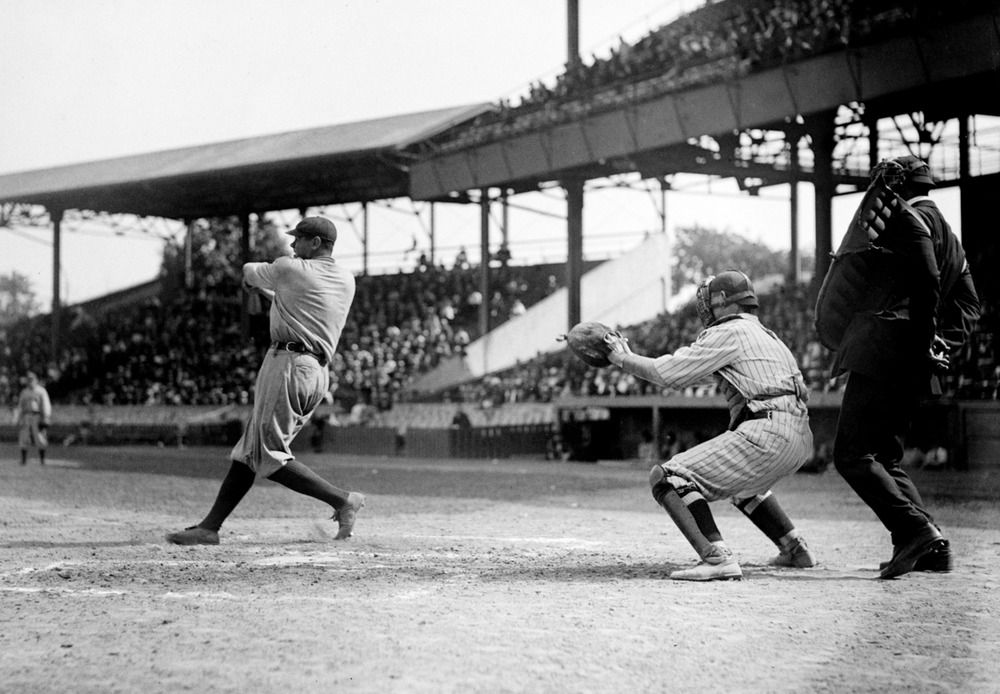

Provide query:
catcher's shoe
left=769, top=537, right=817, bottom=568
left=165, top=526, right=219, bottom=546
left=332, top=492, right=365, bottom=540
left=670, top=546, right=743, bottom=582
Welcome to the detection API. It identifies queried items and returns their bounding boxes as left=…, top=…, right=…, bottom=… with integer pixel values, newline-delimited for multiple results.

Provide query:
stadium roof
left=0, top=103, right=491, bottom=220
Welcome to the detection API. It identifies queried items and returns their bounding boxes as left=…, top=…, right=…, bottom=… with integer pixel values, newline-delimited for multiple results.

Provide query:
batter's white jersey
left=243, top=255, right=355, bottom=365
left=233, top=254, right=356, bottom=476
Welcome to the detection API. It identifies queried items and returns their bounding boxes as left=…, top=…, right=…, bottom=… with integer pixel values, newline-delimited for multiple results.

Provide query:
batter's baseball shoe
left=670, top=546, right=743, bottom=582
left=880, top=538, right=952, bottom=573
left=769, top=537, right=817, bottom=568
left=879, top=525, right=946, bottom=579
left=165, top=526, right=220, bottom=545
left=332, top=492, right=365, bottom=540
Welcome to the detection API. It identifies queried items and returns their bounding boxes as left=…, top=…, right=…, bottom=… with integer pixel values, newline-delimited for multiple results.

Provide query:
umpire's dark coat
left=832, top=196, right=980, bottom=390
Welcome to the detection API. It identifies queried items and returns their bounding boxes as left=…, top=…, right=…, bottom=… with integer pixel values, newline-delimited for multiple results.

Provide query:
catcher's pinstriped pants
left=662, top=411, right=813, bottom=502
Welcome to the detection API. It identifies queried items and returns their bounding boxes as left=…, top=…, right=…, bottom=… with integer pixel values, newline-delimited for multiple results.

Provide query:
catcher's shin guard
left=649, top=465, right=716, bottom=558
left=733, top=491, right=795, bottom=546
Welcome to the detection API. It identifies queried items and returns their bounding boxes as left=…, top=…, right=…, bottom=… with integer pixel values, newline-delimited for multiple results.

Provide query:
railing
left=0, top=420, right=557, bottom=460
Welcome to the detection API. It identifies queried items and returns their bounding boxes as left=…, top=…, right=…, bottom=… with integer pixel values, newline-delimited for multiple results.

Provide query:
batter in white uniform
left=606, top=271, right=816, bottom=581
left=166, top=216, right=364, bottom=545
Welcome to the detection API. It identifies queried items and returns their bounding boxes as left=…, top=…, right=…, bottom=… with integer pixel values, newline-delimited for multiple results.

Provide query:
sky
left=0, top=0, right=960, bottom=307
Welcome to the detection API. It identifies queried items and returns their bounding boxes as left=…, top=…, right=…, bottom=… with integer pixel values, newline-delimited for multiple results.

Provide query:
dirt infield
left=1, top=444, right=998, bottom=693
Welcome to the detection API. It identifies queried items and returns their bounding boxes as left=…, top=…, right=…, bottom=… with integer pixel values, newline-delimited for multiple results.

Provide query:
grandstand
left=0, top=0, right=997, bottom=465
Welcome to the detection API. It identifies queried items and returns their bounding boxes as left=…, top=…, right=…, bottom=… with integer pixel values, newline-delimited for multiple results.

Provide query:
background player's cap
left=287, top=216, right=338, bottom=243
left=891, top=155, right=935, bottom=187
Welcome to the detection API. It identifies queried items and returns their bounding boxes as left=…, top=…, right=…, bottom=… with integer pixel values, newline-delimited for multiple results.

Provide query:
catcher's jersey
left=651, top=314, right=808, bottom=426
left=243, top=255, right=356, bottom=364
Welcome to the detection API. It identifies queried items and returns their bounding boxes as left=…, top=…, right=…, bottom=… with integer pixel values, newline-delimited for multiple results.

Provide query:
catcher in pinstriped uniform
left=604, top=270, right=816, bottom=581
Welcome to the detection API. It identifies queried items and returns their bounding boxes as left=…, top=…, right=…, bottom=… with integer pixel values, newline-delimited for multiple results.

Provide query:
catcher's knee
left=649, top=465, right=698, bottom=504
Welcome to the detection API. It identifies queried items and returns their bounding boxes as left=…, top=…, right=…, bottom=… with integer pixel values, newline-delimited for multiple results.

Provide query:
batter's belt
left=272, top=341, right=328, bottom=366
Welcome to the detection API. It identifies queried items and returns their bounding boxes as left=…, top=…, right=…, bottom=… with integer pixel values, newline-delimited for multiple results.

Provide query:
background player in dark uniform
left=829, top=156, right=980, bottom=579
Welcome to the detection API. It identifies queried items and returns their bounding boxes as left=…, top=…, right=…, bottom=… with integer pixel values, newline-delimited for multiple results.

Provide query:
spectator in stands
left=637, top=429, right=658, bottom=463
left=451, top=408, right=472, bottom=429
left=545, top=429, right=570, bottom=462
left=310, top=412, right=330, bottom=453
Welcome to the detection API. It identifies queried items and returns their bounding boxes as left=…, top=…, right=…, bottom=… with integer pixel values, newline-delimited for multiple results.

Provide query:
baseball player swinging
left=603, top=271, right=816, bottom=581
left=166, top=216, right=365, bottom=545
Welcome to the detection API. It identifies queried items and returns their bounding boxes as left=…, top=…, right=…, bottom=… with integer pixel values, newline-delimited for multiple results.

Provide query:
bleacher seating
left=429, top=0, right=986, bottom=154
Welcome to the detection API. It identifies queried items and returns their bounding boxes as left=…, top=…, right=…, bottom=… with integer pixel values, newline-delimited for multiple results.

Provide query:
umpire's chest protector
left=814, top=183, right=903, bottom=352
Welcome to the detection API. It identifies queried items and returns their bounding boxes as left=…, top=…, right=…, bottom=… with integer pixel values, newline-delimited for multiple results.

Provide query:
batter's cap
left=890, top=155, right=935, bottom=187
left=286, top=216, right=338, bottom=243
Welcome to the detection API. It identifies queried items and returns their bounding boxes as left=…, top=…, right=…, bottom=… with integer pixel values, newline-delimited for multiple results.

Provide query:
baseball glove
left=557, top=321, right=624, bottom=368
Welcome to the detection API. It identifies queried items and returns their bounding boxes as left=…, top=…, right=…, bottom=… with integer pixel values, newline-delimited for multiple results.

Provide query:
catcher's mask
left=695, top=270, right=759, bottom=327
left=869, top=155, right=934, bottom=190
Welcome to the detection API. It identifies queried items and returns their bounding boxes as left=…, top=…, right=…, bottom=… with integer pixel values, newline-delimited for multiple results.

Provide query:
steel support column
left=567, top=0, right=579, bottom=66
left=565, top=178, right=584, bottom=328
left=362, top=202, right=369, bottom=276
left=479, top=190, right=491, bottom=335
left=788, top=137, right=800, bottom=284
left=959, top=113, right=970, bottom=232
left=809, top=113, right=836, bottom=289
left=49, top=208, right=63, bottom=361
left=239, top=211, right=251, bottom=339
left=429, top=202, right=436, bottom=267
left=184, top=218, right=195, bottom=290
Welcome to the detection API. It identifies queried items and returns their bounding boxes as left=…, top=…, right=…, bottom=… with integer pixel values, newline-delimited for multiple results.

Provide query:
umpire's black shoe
left=914, top=539, right=952, bottom=572
left=879, top=538, right=952, bottom=573
left=879, top=526, right=946, bottom=580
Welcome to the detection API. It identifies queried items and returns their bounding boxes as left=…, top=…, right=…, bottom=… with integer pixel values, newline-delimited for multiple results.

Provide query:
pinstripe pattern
left=654, top=315, right=813, bottom=501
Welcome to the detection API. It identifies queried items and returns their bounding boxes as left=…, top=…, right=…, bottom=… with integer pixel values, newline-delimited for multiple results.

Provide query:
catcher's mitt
left=557, top=321, right=624, bottom=368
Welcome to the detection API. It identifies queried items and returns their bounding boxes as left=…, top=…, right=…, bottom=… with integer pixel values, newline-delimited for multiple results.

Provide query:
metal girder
left=410, top=8, right=1000, bottom=200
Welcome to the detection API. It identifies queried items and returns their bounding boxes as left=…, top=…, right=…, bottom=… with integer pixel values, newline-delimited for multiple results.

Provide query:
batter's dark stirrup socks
left=199, top=461, right=257, bottom=532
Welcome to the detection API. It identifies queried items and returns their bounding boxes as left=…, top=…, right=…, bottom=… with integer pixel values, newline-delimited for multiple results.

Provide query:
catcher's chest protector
left=814, top=183, right=902, bottom=350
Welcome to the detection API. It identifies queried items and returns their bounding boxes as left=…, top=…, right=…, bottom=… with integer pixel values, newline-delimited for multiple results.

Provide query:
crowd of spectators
left=434, top=0, right=982, bottom=153
left=0, top=252, right=563, bottom=410
left=1, top=257, right=997, bottom=415
left=451, top=281, right=1000, bottom=407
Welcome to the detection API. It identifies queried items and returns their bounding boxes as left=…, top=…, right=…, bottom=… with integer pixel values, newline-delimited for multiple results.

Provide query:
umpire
left=828, top=156, right=980, bottom=579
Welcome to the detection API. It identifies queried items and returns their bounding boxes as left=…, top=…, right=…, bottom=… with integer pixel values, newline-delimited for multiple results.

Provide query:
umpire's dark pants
left=833, top=371, right=935, bottom=543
